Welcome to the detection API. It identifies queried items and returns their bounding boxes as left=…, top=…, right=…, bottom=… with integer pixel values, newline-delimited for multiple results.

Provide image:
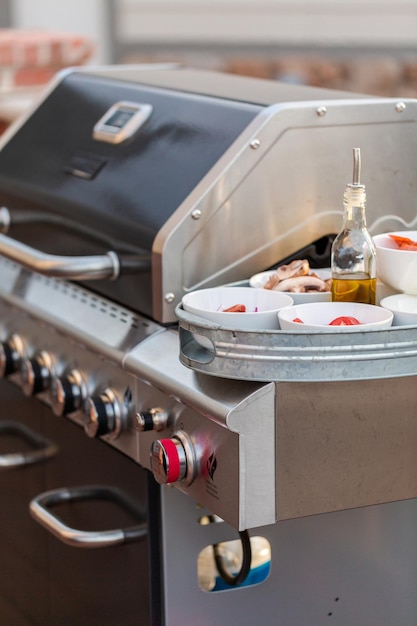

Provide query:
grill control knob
left=0, top=334, right=25, bottom=378
left=135, top=407, right=169, bottom=432
left=50, top=369, right=87, bottom=416
left=83, top=388, right=123, bottom=439
left=150, top=432, right=196, bottom=486
left=21, top=351, right=54, bottom=397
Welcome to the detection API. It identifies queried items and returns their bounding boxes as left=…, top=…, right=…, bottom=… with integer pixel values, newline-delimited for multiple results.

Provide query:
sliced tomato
left=223, top=303, right=246, bottom=312
left=389, top=234, right=417, bottom=251
left=292, top=317, right=304, bottom=323
left=329, top=316, right=360, bottom=326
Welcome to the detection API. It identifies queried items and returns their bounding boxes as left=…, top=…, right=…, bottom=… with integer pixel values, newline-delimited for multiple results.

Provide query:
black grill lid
left=0, top=70, right=262, bottom=320
left=0, top=71, right=262, bottom=254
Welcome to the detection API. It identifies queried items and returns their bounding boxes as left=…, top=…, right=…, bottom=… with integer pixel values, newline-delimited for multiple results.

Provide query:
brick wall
left=0, top=29, right=95, bottom=89
left=224, top=55, right=417, bottom=98
left=0, top=29, right=95, bottom=128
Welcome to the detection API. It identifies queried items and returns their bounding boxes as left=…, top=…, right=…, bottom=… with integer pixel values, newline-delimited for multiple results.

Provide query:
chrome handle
left=0, top=233, right=120, bottom=280
left=0, top=206, right=10, bottom=233
left=29, top=485, right=148, bottom=548
left=0, top=420, right=58, bottom=468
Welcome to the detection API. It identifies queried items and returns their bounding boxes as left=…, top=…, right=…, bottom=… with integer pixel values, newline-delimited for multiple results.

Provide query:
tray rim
left=176, top=303, right=417, bottom=382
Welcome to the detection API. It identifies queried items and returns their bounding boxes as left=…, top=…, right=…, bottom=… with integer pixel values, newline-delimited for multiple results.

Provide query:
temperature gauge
left=93, top=101, right=153, bottom=144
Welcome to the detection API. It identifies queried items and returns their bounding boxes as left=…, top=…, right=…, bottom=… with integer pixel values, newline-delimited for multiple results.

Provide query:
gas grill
left=0, top=65, right=416, bottom=625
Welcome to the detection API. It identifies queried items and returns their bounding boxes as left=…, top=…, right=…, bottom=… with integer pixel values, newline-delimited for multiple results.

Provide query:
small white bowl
left=373, top=231, right=417, bottom=295
left=379, top=293, right=417, bottom=326
left=182, top=287, right=293, bottom=349
left=278, top=301, right=393, bottom=332
left=249, top=268, right=331, bottom=304
left=182, top=287, right=293, bottom=331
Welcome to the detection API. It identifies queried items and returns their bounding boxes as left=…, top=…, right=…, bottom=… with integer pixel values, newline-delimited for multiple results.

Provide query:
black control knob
left=135, top=407, right=169, bottom=432
left=0, top=334, right=25, bottom=378
left=21, top=351, right=54, bottom=397
left=83, top=388, right=123, bottom=439
left=50, top=369, right=86, bottom=416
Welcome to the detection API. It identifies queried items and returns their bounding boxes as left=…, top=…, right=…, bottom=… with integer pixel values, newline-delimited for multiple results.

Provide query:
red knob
left=150, top=437, right=187, bottom=484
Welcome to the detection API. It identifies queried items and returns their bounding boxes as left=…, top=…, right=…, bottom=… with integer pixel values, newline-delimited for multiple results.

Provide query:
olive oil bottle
left=331, top=148, right=376, bottom=304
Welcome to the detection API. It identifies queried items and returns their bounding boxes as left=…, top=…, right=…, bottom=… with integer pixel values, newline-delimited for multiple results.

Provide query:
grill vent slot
left=31, top=272, right=146, bottom=331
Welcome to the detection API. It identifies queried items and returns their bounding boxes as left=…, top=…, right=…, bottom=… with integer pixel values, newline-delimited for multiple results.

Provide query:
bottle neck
left=343, top=185, right=367, bottom=228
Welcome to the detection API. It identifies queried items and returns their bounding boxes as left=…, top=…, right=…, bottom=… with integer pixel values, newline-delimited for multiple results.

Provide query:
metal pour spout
left=352, top=147, right=361, bottom=186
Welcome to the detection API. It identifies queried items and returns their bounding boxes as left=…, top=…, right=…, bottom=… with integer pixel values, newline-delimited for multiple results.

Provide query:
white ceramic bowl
left=379, top=293, right=417, bottom=326
left=182, top=287, right=293, bottom=332
left=373, top=231, right=417, bottom=295
left=278, top=301, right=393, bottom=332
left=249, top=268, right=331, bottom=304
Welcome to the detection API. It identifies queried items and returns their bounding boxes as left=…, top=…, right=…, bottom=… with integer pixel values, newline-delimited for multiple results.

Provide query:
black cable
left=212, top=529, right=252, bottom=587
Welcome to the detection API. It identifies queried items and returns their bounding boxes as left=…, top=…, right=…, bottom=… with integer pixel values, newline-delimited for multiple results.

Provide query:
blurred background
left=1, top=0, right=417, bottom=128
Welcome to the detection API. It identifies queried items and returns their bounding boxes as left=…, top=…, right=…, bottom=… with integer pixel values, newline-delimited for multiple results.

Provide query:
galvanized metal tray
left=176, top=304, right=417, bottom=382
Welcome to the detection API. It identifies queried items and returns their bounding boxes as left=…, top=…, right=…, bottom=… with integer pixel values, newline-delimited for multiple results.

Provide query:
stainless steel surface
left=275, top=377, right=417, bottom=520
left=1, top=65, right=417, bottom=322
left=0, top=65, right=417, bottom=624
left=29, top=485, right=148, bottom=548
left=0, top=379, right=152, bottom=625
left=352, top=147, right=361, bottom=185
left=0, top=420, right=58, bottom=467
left=0, top=233, right=120, bottom=280
left=0, top=257, right=277, bottom=530
left=159, top=486, right=417, bottom=626
left=0, top=206, right=10, bottom=233
left=2, top=256, right=413, bottom=530
left=124, top=329, right=276, bottom=530
left=0, top=257, right=163, bottom=365
left=152, top=91, right=417, bottom=322
left=176, top=305, right=417, bottom=382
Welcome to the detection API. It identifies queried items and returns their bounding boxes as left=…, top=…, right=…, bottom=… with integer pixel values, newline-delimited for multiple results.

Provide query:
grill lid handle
left=0, top=232, right=120, bottom=280
left=29, top=485, right=148, bottom=548
left=0, top=421, right=58, bottom=468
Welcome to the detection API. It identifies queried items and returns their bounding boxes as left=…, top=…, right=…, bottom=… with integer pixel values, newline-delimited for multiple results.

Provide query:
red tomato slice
left=329, top=316, right=360, bottom=326
left=292, top=317, right=304, bottom=323
left=389, top=234, right=417, bottom=251
left=223, top=304, right=246, bottom=312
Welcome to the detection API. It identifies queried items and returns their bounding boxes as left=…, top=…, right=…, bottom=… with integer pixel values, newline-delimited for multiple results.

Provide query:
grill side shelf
left=176, top=305, right=417, bottom=382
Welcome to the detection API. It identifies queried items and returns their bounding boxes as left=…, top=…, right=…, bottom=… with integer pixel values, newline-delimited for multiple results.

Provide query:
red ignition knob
left=150, top=437, right=187, bottom=485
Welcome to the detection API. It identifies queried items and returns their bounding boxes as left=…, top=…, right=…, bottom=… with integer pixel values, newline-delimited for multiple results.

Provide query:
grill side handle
left=0, top=232, right=120, bottom=280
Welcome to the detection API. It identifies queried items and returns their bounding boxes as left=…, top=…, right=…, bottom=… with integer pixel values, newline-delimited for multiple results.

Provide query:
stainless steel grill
left=0, top=65, right=416, bottom=625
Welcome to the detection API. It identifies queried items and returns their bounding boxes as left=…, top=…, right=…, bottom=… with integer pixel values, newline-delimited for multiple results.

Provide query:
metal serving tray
left=176, top=305, right=417, bottom=382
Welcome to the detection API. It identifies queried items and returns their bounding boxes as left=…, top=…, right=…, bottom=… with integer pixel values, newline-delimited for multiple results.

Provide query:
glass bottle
left=331, top=148, right=376, bottom=304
